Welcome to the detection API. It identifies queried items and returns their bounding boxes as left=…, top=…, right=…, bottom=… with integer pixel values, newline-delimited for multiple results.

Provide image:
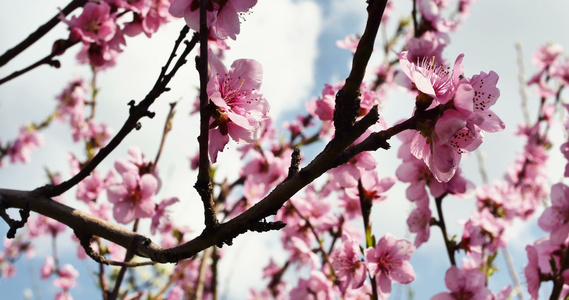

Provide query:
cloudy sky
left=2, top=0, right=569, bottom=299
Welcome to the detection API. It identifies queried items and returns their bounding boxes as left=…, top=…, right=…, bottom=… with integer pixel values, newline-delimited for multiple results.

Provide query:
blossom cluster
left=4, top=0, right=569, bottom=299
left=60, top=0, right=175, bottom=68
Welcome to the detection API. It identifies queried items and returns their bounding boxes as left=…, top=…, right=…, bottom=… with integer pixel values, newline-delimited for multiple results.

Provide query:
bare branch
left=35, top=27, right=197, bottom=198
left=0, top=0, right=87, bottom=68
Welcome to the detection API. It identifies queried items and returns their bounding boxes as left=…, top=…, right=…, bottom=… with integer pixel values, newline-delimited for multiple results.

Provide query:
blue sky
left=2, top=0, right=569, bottom=299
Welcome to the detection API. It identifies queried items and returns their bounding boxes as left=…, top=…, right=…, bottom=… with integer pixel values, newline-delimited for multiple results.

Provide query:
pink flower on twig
left=207, top=54, right=269, bottom=162
left=365, top=233, right=416, bottom=299
left=168, top=0, right=257, bottom=40
left=107, top=171, right=158, bottom=224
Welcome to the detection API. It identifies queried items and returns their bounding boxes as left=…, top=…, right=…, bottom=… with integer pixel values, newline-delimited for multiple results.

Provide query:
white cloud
left=223, top=0, right=322, bottom=118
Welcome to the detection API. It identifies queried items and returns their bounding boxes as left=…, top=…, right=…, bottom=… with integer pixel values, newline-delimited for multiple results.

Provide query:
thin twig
left=290, top=204, right=338, bottom=282
left=151, top=101, right=178, bottom=173
left=434, top=193, right=456, bottom=266
left=194, top=247, right=213, bottom=300
left=109, top=220, right=139, bottom=300
left=0, top=40, right=79, bottom=86
left=515, top=42, right=531, bottom=125
left=0, top=0, right=87, bottom=68
left=35, top=27, right=197, bottom=198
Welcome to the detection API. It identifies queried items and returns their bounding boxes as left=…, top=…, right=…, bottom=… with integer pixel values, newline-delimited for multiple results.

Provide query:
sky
left=1, top=0, right=569, bottom=299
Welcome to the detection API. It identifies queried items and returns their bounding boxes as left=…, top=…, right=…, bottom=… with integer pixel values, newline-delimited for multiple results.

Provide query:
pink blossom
left=306, top=83, right=341, bottom=122
left=365, top=233, right=416, bottom=299
left=166, top=286, right=184, bottom=300
left=75, top=29, right=125, bottom=68
left=27, top=209, right=67, bottom=238
left=107, top=171, right=158, bottom=224
left=340, top=170, right=395, bottom=219
left=453, top=70, right=505, bottom=133
left=431, top=266, right=492, bottom=300
left=261, top=258, right=281, bottom=279
left=55, top=78, right=87, bottom=128
left=289, top=270, right=336, bottom=300
left=123, top=0, right=175, bottom=38
left=2, top=262, right=16, bottom=278
left=504, top=123, right=550, bottom=218
left=399, top=50, right=461, bottom=105
left=55, top=291, right=73, bottom=300
left=532, top=43, right=563, bottom=70
left=410, top=110, right=484, bottom=182
left=241, top=149, right=290, bottom=203
left=114, top=147, right=161, bottom=189
left=343, top=283, right=373, bottom=300
left=286, top=236, right=321, bottom=270
left=538, top=183, right=569, bottom=244
left=72, top=120, right=113, bottom=150
left=306, top=81, right=383, bottom=127
left=63, top=2, right=117, bottom=44
left=407, top=201, right=432, bottom=247
left=107, top=242, right=128, bottom=262
left=461, top=208, right=507, bottom=252
left=525, top=237, right=562, bottom=293
left=151, top=197, right=179, bottom=235
left=330, top=233, right=367, bottom=292
left=207, top=54, right=269, bottom=162
left=76, top=171, right=114, bottom=203
left=551, top=58, right=569, bottom=86
left=107, top=0, right=151, bottom=15
left=524, top=244, right=541, bottom=300
left=41, top=256, right=55, bottom=279
left=336, top=34, right=360, bottom=53
left=3, top=238, right=33, bottom=260
left=289, top=185, right=337, bottom=236
left=405, top=31, right=450, bottom=65
left=53, top=264, right=79, bottom=290
left=417, top=0, right=459, bottom=32
left=168, top=0, right=257, bottom=40
left=476, top=182, right=517, bottom=222
left=398, top=128, right=473, bottom=199
left=7, top=126, right=44, bottom=164
left=329, top=152, right=377, bottom=188
left=428, top=167, right=472, bottom=198
left=396, top=151, right=430, bottom=201
left=87, top=201, right=112, bottom=221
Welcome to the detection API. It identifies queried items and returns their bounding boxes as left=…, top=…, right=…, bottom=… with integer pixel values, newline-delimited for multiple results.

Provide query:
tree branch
left=334, top=0, right=389, bottom=133
left=0, top=0, right=391, bottom=266
left=0, top=0, right=87, bottom=68
left=195, top=0, right=218, bottom=230
left=0, top=39, right=79, bottom=86
left=35, top=27, right=197, bottom=198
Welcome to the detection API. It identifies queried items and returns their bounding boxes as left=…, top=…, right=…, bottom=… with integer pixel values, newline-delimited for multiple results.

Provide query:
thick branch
left=195, top=0, right=218, bottom=229
left=334, top=0, right=389, bottom=133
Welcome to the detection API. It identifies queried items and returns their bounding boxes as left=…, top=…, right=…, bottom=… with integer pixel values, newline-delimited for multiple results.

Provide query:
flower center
left=86, top=19, right=100, bottom=33
left=417, top=56, right=452, bottom=95
left=221, top=74, right=249, bottom=106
